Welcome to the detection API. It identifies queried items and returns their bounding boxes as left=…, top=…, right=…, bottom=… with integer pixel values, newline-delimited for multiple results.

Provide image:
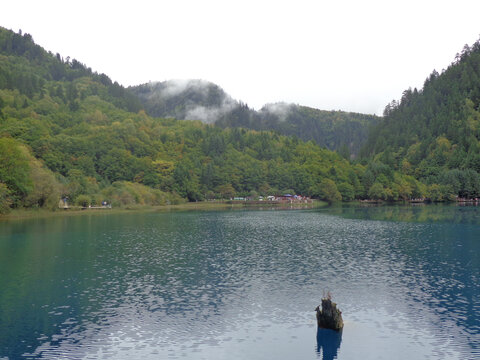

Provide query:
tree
left=393, top=177, right=412, bottom=201
left=338, top=144, right=351, bottom=160
left=24, top=159, right=61, bottom=209
left=0, top=183, right=12, bottom=213
left=427, top=184, right=454, bottom=202
left=216, top=184, right=235, bottom=199
left=368, top=182, right=386, bottom=200
left=0, top=138, right=33, bottom=203
left=75, top=194, right=91, bottom=207
left=173, top=161, right=202, bottom=201
left=337, top=182, right=355, bottom=201
left=319, top=178, right=342, bottom=203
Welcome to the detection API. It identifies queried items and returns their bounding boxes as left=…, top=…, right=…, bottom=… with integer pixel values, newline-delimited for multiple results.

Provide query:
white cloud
left=150, top=79, right=212, bottom=99
left=261, top=103, right=294, bottom=122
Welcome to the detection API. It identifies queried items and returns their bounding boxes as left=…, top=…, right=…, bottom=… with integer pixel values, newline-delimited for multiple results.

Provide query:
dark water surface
left=0, top=205, right=479, bottom=359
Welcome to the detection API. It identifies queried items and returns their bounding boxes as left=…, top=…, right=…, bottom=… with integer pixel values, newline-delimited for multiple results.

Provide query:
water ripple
left=0, top=209, right=478, bottom=359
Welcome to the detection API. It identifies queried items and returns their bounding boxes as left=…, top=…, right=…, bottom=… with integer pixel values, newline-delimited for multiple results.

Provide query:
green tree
left=216, top=184, right=235, bottom=199
left=338, top=144, right=350, bottom=160
left=0, top=183, right=12, bottom=213
left=368, top=182, right=386, bottom=200
left=0, top=138, right=33, bottom=203
left=427, top=184, right=454, bottom=202
left=337, top=182, right=355, bottom=201
left=24, top=159, right=61, bottom=209
left=319, top=178, right=342, bottom=203
left=75, top=194, right=91, bottom=207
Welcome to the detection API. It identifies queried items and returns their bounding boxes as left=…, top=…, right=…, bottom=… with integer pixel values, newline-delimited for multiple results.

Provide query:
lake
left=0, top=204, right=479, bottom=359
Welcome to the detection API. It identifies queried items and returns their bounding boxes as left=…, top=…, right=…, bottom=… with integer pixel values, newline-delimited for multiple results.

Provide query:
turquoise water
left=0, top=205, right=479, bottom=359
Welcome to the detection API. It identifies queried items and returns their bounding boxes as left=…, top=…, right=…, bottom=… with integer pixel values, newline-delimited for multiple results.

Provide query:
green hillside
left=217, top=103, right=379, bottom=158
left=131, top=82, right=379, bottom=157
left=362, top=40, right=480, bottom=199
left=2, top=26, right=427, bottom=213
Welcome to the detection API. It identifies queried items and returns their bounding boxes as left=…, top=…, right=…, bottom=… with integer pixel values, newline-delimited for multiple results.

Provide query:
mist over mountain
left=130, top=81, right=379, bottom=157
left=131, top=80, right=238, bottom=123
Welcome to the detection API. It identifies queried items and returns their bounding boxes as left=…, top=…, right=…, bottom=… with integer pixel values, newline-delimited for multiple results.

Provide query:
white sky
left=2, top=0, right=480, bottom=115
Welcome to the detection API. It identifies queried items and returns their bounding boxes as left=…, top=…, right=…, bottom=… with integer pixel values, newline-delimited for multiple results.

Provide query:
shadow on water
left=316, top=328, right=342, bottom=360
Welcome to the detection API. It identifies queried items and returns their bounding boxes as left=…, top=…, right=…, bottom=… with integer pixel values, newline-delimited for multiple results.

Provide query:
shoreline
left=3, top=199, right=471, bottom=222
left=0, top=200, right=328, bottom=221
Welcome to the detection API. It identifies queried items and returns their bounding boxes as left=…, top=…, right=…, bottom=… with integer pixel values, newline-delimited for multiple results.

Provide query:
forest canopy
left=360, top=39, right=480, bottom=200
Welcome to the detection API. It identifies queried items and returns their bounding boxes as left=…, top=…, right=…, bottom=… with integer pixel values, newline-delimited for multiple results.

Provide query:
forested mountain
left=0, top=29, right=142, bottom=114
left=0, top=26, right=428, bottom=213
left=5, top=25, right=477, bottom=213
left=130, top=81, right=379, bottom=157
left=219, top=103, right=379, bottom=158
left=361, top=39, right=480, bottom=199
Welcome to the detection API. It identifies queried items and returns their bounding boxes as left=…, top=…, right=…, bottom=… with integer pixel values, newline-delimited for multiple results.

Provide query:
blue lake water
left=0, top=205, right=479, bottom=359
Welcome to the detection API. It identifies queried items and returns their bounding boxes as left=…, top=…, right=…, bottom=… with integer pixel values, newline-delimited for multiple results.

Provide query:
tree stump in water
left=315, top=298, right=344, bottom=331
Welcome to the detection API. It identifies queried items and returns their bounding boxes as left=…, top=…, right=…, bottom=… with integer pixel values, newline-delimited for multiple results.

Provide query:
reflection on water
left=316, top=328, right=342, bottom=360
left=330, top=202, right=480, bottom=225
left=0, top=206, right=479, bottom=359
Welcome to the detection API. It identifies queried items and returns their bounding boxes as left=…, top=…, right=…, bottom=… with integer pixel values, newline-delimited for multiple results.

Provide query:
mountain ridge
left=130, top=80, right=379, bottom=157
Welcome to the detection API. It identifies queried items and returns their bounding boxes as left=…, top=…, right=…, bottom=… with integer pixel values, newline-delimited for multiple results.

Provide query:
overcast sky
left=2, top=0, right=480, bottom=115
